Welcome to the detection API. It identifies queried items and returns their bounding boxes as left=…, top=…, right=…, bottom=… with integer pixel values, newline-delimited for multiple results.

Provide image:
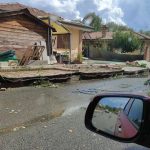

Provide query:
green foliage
left=107, top=22, right=132, bottom=32
left=83, top=12, right=102, bottom=31
left=139, top=63, right=147, bottom=68
left=113, top=31, right=142, bottom=53
left=76, top=51, right=83, bottom=63
left=140, top=30, right=150, bottom=36
left=100, top=42, right=108, bottom=51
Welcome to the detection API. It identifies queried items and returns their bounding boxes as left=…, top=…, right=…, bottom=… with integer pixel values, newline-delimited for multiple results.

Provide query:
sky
left=99, top=97, right=129, bottom=109
left=1, top=0, right=150, bottom=31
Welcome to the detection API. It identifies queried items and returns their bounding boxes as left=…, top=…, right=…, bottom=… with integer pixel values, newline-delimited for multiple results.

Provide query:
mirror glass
left=92, top=97, right=143, bottom=139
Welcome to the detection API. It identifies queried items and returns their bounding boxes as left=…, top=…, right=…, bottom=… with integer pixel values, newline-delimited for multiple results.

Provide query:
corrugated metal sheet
left=42, top=19, right=69, bottom=34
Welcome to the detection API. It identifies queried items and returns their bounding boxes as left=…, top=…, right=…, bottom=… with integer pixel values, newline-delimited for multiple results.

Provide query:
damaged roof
left=83, top=31, right=150, bottom=40
left=0, top=3, right=93, bottom=32
left=133, top=31, right=150, bottom=40
left=59, top=20, right=94, bottom=31
left=0, top=8, right=56, bottom=32
left=0, top=2, right=62, bottom=19
left=83, top=32, right=113, bottom=40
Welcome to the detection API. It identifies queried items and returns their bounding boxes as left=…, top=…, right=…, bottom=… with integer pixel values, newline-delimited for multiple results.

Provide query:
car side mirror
left=85, top=93, right=150, bottom=148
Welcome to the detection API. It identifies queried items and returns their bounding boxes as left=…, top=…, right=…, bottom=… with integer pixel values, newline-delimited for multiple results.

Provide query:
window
left=128, top=99, right=143, bottom=129
left=124, top=98, right=134, bottom=116
left=57, top=34, right=70, bottom=49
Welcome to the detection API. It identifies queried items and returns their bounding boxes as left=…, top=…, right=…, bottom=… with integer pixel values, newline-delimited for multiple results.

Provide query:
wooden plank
left=0, top=36, right=45, bottom=42
left=19, top=46, right=45, bottom=65
left=0, top=41, right=33, bottom=47
left=0, top=35, right=45, bottom=42
left=0, top=15, right=47, bottom=29
left=0, top=26, right=47, bottom=37
left=0, top=24, right=47, bottom=34
left=0, top=45, right=28, bottom=48
left=0, top=19, right=47, bottom=31
left=0, top=30, right=46, bottom=39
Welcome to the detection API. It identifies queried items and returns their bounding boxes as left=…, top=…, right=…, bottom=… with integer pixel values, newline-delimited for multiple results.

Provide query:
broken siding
left=0, top=14, right=48, bottom=59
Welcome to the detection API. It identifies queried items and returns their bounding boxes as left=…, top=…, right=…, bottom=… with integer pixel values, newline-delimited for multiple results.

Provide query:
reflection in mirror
left=92, top=97, right=143, bottom=139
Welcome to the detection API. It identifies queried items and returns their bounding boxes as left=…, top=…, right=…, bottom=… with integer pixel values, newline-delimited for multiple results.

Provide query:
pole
left=47, top=16, right=53, bottom=64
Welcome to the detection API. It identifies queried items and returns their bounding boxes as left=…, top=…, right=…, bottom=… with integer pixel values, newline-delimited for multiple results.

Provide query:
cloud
left=93, top=0, right=125, bottom=25
left=1, top=0, right=150, bottom=30
left=119, top=0, right=150, bottom=30
left=29, top=0, right=82, bottom=19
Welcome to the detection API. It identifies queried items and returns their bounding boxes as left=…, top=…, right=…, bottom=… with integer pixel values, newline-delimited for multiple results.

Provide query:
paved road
left=93, top=110, right=118, bottom=135
left=0, top=77, right=150, bottom=149
left=0, top=108, right=149, bottom=150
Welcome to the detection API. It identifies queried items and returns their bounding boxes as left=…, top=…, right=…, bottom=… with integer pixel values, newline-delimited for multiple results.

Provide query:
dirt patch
left=0, top=109, right=64, bottom=135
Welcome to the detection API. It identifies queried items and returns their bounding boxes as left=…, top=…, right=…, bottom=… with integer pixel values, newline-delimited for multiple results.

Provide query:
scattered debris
left=12, top=126, right=26, bottom=132
left=0, top=88, right=6, bottom=91
left=8, top=109, right=21, bottom=114
left=144, top=79, right=150, bottom=85
left=68, top=129, right=73, bottom=133
left=126, top=61, right=139, bottom=67
left=126, top=60, right=150, bottom=68
left=9, top=110, right=15, bottom=113
left=13, top=127, right=19, bottom=132
left=73, top=88, right=98, bottom=95
left=0, top=50, right=17, bottom=62
left=32, top=80, right=58, bottom=88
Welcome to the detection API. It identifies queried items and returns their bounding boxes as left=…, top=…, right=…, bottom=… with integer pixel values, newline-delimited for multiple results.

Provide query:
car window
left=124, top=98, right=134, bottom=116
left=128, top=99, right=143, bottom=129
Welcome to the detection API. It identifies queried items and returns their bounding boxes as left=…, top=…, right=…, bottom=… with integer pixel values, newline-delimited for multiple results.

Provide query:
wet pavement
left=0, top=77, right=150, bottom=149
left=0, top=108, right=149, bottom=150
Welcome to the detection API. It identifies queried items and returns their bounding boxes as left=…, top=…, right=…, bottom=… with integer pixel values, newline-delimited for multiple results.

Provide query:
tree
left=113, top=31, right=142, bottom=53
left=107, top=22, right=132, bottom=32
left=82, top=12, right=102, bottom=31
left=140, top=30, right=150, bottom=36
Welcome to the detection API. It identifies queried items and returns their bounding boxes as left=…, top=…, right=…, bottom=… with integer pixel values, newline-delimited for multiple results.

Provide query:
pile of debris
left=0, top=50, right=18, bottom=67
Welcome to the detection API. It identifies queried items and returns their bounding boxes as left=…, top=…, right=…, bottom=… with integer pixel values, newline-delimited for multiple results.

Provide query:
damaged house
left=83, top=25, right=150, bottom=61
left=42, top=18, right=93, bottom=63
left=0, top=3, right=93, bottom=64
left=0, top=3, right=56, bottom=65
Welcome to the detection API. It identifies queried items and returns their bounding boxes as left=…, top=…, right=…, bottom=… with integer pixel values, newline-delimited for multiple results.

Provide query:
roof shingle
left=0, top=2, right=60, bottom=18
left=83, top=32, right=113, bottom=40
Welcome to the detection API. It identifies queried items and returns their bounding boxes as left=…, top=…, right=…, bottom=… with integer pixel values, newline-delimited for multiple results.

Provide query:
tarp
left=0, top=50, right=17, bottom=61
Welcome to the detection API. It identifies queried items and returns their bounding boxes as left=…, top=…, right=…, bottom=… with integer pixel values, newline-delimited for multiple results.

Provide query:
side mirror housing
left=85, top=93, right=150, bottom=148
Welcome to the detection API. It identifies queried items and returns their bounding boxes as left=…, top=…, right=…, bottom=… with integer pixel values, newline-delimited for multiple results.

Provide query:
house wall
left=53, top=26, right=83, bottom=62
left=65, top=26, right=83, bottom=61
left=0, top=14, right=48, bottom=60
left=144, top=41, right=150, bottom=61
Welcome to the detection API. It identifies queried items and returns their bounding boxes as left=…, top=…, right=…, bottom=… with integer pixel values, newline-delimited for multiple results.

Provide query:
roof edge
left=0, top=8, right=56, bottom=32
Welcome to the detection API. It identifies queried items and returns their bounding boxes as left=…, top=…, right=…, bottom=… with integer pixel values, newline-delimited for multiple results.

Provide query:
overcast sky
left=1, top=0, right=150, bottom=31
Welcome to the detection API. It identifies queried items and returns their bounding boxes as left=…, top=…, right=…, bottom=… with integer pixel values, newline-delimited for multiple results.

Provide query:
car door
left=114, top=98, right=143, bottom=138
